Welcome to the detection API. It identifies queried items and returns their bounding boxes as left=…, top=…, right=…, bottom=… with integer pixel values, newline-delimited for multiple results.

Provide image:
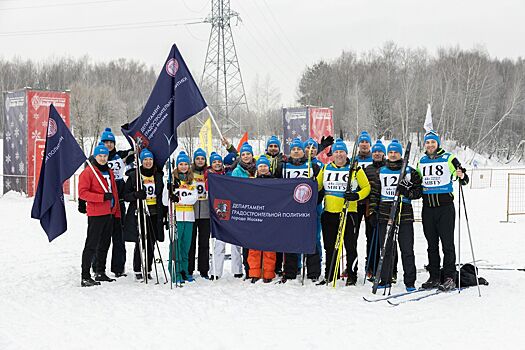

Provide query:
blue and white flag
left=31, top=104, right=86, bottom=241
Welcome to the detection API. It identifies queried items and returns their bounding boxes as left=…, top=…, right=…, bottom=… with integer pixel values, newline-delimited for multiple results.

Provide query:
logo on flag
left=213, top=199, right=232, bottom=220
left=47, top=118, right=58, bottom=137
left=294, top=183, right=313, bottom=203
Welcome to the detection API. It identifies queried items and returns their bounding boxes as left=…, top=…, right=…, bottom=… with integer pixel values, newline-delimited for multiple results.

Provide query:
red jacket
left=78, top=164, right=121, bottom=218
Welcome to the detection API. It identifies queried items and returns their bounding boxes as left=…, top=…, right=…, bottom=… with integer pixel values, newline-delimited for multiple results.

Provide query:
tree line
left=297, top=42, right=525, bottom=161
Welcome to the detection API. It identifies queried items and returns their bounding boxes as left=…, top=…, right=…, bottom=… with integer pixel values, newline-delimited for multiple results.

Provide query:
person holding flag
left=247, top=155, right=277, bottom=283
left=280, top=138, right=321, bottom=283
left=169, top=151, right=198, bottom=283
left=205, top=152, right=243, bottom=280
left=99, top=127, right=134, bottom=278
left=122, top=148, right=167, bottom=281
left=78, top=142, right=121, bottom=287
left=231, top=142, right=257, bottom=277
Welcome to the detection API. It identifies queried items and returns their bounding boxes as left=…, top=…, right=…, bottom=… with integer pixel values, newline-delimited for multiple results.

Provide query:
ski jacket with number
left=192, top=165, right=210, bottom=219
left=369, top=159, right=422, bottom=223
left=316, top=158, right=370, bottom=214
left=122, top=167, right=166, bottom=241
left=282, top=156, right=320, bottom=180
left=78, top=161, right=121, bottom=218
left=416, top=148, right=469, bottom=208
left=174, top=176, right=198, bottom=222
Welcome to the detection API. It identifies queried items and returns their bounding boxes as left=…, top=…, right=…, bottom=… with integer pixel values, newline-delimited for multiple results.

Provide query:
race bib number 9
left=195, top=181, right=207, bottom=200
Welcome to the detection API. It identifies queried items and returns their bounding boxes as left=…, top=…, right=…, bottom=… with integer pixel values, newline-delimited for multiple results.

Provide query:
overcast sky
left=1, top=0, right=524, bottom=105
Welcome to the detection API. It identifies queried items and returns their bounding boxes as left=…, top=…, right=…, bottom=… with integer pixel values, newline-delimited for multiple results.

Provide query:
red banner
left=309, top=107, right=333, bottom=164
left=26, top=91, right=71, bottom=196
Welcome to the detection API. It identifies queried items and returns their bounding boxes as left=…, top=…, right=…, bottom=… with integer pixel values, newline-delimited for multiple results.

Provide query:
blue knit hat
left=210, top=152, right=223, bottom=164
left=239, top=142, right=253, bottom=155
left=223, top=152, right=237, bottom=166
left=290, top=137, right=304, bottom=151
left=387, top=139, right=403, bottom=156
left=371, top=140, right=386, bottom=154
left=256, top=155, right=271, bottom=168
left=266, top=135, right=281, bottom=150
left=140, top=148, right=154, bottom=161
left=304, top=138, right=318, bottom=150
left=100, top=128, right=115, bottom=143
left=424, top=130, right=441, bottom=147
left=93, top=142, right=109, bottom=156
left=331, top=138, right=348, bottom=153
left=358, top=131, right=372, bottom=145
left=176, top=151, right=190, bottom=166
left=193, top=148, right=207, bottom=161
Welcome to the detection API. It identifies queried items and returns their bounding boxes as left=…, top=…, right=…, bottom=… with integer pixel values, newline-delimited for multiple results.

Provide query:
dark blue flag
left=208, top=174, right=318, bottom=254
left=121, top=44, right=207, bottom=167
left=31, top=104, right=86, bottom=242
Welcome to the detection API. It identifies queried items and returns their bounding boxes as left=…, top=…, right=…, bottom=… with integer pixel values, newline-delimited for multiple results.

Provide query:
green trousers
left=168, top=221, right=193, bottom=281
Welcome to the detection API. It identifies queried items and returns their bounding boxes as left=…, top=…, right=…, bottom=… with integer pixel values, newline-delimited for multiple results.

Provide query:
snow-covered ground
left=1, top=182, right=524, bottom=349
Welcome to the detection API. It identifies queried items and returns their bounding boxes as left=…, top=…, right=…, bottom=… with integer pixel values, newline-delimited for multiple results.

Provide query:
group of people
left=77, top=127, right=469, bottom=293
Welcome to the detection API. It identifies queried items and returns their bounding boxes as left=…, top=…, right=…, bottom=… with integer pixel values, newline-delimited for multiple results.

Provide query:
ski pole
left=458, top=182, right=462, bottom=293
left=459, top=185, right=482, bottom=297
left=363, top=222, right=378, bottom=285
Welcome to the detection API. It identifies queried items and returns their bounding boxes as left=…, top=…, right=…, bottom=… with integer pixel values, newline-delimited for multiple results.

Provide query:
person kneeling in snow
left=247, top=155, right=277, bottom=283
left=78, top=143, right=121, bottom=287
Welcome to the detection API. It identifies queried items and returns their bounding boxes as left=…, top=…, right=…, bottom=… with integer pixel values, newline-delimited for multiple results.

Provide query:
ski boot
left=263, top=278, right=272, bottom=283
left=405, top=284, right=417, bottom=292
left=345, top=274, right=357, bottom=286
left=233, top=273, right=244, bottom=279
left=81, top=277, right=101, bottom=287
left=376, top=280, right=391, bottom=289
left=439, top=277, right=456, bottom=292
left=95, top=273, right=116, bottom=282
left=251, top=277, right=260, bottom=284
left=114, top=272, right=127, bottom=278
left=421, top=277, right=440, bottom=289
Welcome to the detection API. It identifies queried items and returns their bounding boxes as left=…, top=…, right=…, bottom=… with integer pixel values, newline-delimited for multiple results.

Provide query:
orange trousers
left=247, top=250, right=276, bottom=279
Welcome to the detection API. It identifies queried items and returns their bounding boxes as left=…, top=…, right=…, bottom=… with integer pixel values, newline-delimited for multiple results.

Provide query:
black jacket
left=369, top=159, right=423, bottom=223
left=122, top=166, right=167, bottom=242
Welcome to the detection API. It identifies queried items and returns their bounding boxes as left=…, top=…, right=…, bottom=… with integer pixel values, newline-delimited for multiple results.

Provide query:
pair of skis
left=364, top=287, right=463, bottom=306
left=371, top=141, right=412, bottom=294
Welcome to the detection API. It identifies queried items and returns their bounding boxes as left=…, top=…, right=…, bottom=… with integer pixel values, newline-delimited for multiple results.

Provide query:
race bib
left=284, top=168, right=309, bottom=179
left=194, top=173, right=207, bottom=200
left=108, top=158, right=125, bottom=180
left=420, top=161, right=451, bottom=188
left=323, top=169, right=351, bottom=193
left=102, top=174, right=112, bottom=193
left=379, top=171, right=411, bottom=201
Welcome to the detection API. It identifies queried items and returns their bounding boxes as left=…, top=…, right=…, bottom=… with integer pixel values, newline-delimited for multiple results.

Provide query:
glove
left=103, top=192, right=113, bottom=201
left=344, top=191, right=360, bottom=202
left=169, top=191, right=180, bottom=203
left=398, top=178, right=412, bottom=197
left=172, top=178, right=181, bottom=190
left=134, top=189, right=147, bottom=200
left=78, top=199, right=87, bottom=214
left=318, top=135, right=335, bottom=153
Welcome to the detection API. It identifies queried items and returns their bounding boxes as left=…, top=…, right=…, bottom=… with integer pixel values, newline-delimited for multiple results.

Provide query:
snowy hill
left=1, top=184, right=524, bottom=349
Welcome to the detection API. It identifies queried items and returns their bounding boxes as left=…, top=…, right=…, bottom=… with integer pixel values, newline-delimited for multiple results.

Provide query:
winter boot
left=391, top=272, right=397, bottom=284
left=345, top=274, right=357, bottom=286
left=233, top=273, right=243, bottom=279
left=405, top=284, right=417, bottom=292
left=251, top=277, right=260, bottom=284
left=114, top=272, right=127, bottom=278
left=135, top=273, right=144, bottom=281
left=95, top=273, right=116, bottom=282
left=81, top=277, right=101, bottom=287
left=439, top=277, right=456, bottom=292
left=201, top=273, right=209, bottom=280
left=210, top=275, right=219, bottom=281
left=421, top=277, right=440, bottom=289
left=376, top=280, right=391, bottom=289
left=263, top=278, right=272, bottom=283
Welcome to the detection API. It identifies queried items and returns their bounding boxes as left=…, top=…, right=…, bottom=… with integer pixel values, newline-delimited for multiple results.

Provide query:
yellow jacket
left=317, top=160, right=370, bottom=213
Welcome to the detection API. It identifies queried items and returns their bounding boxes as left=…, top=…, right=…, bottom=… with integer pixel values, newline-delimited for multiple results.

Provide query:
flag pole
left=86, top=160, right=108, bottom=193
left=206, top=106, right=225, bottom=140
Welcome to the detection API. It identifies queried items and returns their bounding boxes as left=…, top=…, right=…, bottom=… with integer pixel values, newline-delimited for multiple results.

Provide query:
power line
left=0, top=0, right=125, bottom=11
left=0, top=18, right=205, bottom=37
